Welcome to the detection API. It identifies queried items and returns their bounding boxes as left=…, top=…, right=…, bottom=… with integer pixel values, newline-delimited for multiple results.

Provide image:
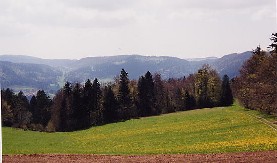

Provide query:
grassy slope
left=3, top=103, right=277, bottom=154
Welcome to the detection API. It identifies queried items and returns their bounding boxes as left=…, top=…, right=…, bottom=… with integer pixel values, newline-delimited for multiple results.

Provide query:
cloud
left=0, top=0, right=275, bottom=59
left=0, top=0, right=137, bottom=29
left=162, top=0, right=275, bottom=22
left=164, top=0, right=273, bottom=10
left=64, top=0, right=137, bottom=11
left=1, top=0, right=274, bottom=30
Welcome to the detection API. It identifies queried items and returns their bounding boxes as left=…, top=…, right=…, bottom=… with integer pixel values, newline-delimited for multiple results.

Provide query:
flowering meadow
left=3, top=103, right=277, bottom=154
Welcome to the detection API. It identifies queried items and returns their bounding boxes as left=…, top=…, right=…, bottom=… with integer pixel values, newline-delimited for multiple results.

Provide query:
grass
left=2, top=103, right=277, bottom=154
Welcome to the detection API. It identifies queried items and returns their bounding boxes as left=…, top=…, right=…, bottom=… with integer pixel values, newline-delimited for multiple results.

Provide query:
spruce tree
left=72, top=83, right=83, bottom=130
left=138, top=71, right=155, bottom=117
left=117, top=69, right=132, bottom=120
left=220, top=75, right=233, bottom=106
left=118, top=69, right=131, bottom=106
left=14, top=91, right=31, bottom=127
left=1, top=89, right=15, bottom=126
left=92, top=78, right=102, bottom=125
left=61, top=81, right=72, bottom=131
left=103, top=85, right=119, bottom=123
left=29, top=95, right=37, bottom=123
left=153, top=73, right=166, bottom=114
left=138, top=76, right=147, bottom=116
left=1, top=100, right=14, bottom=126
left=35, top=90, right=52, bottom=126
left=83, top=79, right=94, bottom=127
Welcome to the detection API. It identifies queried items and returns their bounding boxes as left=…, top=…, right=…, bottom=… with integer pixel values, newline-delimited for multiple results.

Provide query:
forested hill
left=0, top=61, right=62, bottom=93
left=0, top=51, right=252, bottom=94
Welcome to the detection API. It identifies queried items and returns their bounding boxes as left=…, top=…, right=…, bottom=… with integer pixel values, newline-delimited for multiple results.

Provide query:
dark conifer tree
left=1, top=88, right=15, bottom=108
left=144, top=71, right=155, bottom=114
left=14, top=91, right=31, bottom=127
left=118, top=69, right=131, bottom=106
left=48, top=90, right=63, bottom=131
left=137, top=71, right=155, bottom=116
left=29, top=95, right=37, bottom=122
left=153, top=73, right=166, bottom=114
left=220, top=75, right=233, bottom=106
left=117, top=69, right=132, bottom=120
left=1, top=89, right=15, bottom=126
left=103, top=85, right=119, bottom=123
left=1, top=99, right=14, bottom=126
left=60, top=81, right=73, bottom=131
left=137, top=76, right=147, bottom=116
left=64, top=82, right=72, bottom=95
left=60, top=97, right=67, bottom=131
left=72, top=83, right=83, bottom=130
left=92, top=78, right=102, bottom=125
left=34, top=90, right=52, bottom=126
left=83, top=79, right=94, bottom=128
left=17, top=91, right=29, bottom=108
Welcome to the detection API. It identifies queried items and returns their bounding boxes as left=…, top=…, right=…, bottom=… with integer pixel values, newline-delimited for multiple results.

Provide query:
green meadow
left=3, top=103, right=277, bottom=154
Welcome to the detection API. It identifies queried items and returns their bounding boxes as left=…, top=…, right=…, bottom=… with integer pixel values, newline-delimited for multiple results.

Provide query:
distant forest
left=2, top=33, right=276, bottom=132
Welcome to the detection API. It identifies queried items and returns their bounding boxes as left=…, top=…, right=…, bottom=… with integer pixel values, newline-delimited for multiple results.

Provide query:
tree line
left=2, top=66, right=233, bottom=132
left=233, top=33, right=277, bottom=115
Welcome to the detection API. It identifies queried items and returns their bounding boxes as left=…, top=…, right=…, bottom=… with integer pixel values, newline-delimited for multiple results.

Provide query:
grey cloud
left=162, top=0, right=275, bottom=22
left=0, top=0, right=274, bottom=59
left=165, top=0, right=273, bottom=10
left=64, top=0, right=137, bottom=11
left=0, top=0, right=136, bottom=29
left=2, top=0, right=273, bottom=30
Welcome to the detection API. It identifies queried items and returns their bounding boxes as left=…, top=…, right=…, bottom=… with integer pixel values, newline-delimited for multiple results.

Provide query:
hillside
left=0, top=55, right=75, bottom=68
left=3, top=103, right=277, bottom=154
left=0, top=52, right=252, bottom=93
left=0, top=61, right=62, bottom=95
left=212, top=52, right=253, bottom=78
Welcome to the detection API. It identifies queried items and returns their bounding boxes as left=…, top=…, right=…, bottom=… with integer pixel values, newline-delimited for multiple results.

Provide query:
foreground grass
left=3, top=103, right=277, bottom=154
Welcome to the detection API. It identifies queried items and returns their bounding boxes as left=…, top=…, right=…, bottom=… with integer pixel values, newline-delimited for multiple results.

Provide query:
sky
left=0, top=0, right=276, bottom=59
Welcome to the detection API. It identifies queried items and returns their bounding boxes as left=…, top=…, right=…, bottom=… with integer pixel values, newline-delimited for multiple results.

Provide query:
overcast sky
left=0, top=0, right=276, bottom=59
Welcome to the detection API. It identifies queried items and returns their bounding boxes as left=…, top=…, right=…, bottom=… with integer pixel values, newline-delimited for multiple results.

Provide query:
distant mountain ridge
left=0, top=55, right=76, bottom=68
left=0, top=52, right=253, bottom=94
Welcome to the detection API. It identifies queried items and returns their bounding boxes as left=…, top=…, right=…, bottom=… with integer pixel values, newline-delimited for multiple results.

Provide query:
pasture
left=3, top=103, right=277, bottom=154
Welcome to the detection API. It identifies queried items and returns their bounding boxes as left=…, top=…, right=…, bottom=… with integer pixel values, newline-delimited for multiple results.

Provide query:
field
left=2, top=103, right=277, bottom=155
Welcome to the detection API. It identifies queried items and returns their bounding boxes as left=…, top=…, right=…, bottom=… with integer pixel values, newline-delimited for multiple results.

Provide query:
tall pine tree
left=83, top=79, right=94, bottom=128
left=117, top=69, right=133, bottom=120
left=138, top=71, right=156, bottom=116
left=103, top=85, right=119, bottom=123
left=72, top=83, right=83, bottom=130
left=91, top=78, right=102, bottom=125
left=153, top=73, right=166, bottom=114
left=220, top=75, right=233, bottom=106
left=34, top=90, right=52, bottom=126
left=60, top=81, right=72, bottom=131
